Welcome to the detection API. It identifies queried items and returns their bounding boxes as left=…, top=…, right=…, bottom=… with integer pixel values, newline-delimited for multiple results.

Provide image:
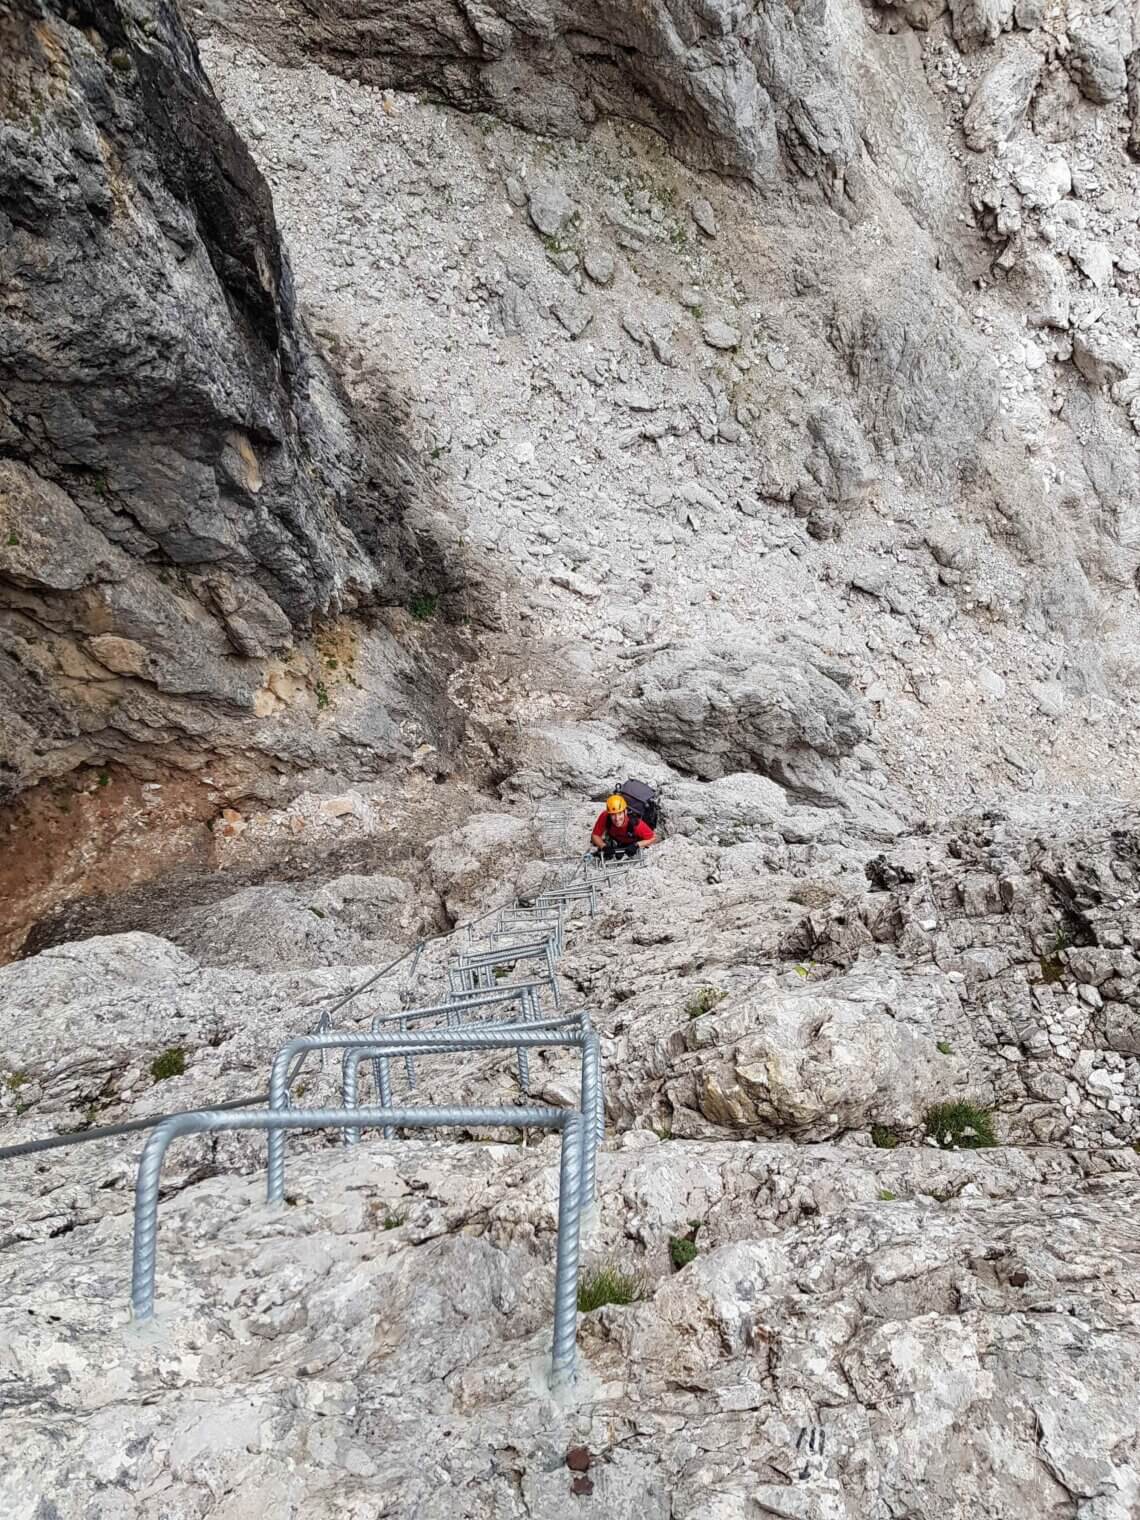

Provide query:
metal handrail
left=266, top=1026, right=601, bottom=1188
left=129, top=1104, right=587, bottom=1389
left=340, top=1030, right=601, bottom=1210
left=450, top=938, right=560, bottom=1008
left=114, top=844, right=655, bottom=1395
left=368, top=982, right=546, bottom=1092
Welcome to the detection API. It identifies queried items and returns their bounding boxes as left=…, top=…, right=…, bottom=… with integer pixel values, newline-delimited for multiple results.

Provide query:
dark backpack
left=614, top=777, right=659, bottom=832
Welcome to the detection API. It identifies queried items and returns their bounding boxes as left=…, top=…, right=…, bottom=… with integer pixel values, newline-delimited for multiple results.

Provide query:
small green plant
left=540, top=230, right=574, bottom=256
left=794, top=963, right=813, bottom=978
left=97, top=769, right=110, bottom=787
left=6, top=530, right=18, bottom=547
left=684, top=986, right=724, bottom=1019
left=669, top=1235, right=699, bottom=1269
left=150, top=1047, right=186, bottom=1083
left=871, top=1124, right=901, bottom=1150
left=577, top=1263, right=646, bottom=1312
left=383, top=1209, right=407, bottom=1230
left=923, top=1100, right=997, bottom=1150
left=6, top=1070, right=28, bottom=1091
left=325, top=656, right=338, bottom=670
left=308, top=905, right=326, bottom=919
left=315, top=681, right=330, bottom=710
left=936, top=1041, right=953, bottom=1056
left=691, top=304, right=704, bottom=319
left=878, top=1189, right=897, bottom=1202
left=410, top=592, right=438, bottom=621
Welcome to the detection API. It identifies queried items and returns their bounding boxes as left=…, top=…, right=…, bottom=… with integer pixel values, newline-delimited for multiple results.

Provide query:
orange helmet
left=606, top=794, right=627, bottom=814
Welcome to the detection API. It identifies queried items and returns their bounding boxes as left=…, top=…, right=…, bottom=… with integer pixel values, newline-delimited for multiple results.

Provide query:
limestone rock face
left=192, top=0, right=865, bottom=202
left=1, top=1131, right=1137, bottom=1520
left=617, top=639, right=871, bottom=802
left=0, top=0, right=430, bottom=798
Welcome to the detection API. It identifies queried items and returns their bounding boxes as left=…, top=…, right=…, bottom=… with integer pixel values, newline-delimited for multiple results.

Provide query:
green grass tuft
left=684, top=986, right=724, bottom=1019
left=150, top=1047, right=186, bottom=1083
left=870, top=1124, right=901, bottom=1150
left=936, top=1040, right=953, bottom=1055
left=878, top=1189, right=897, bottom=1202
left=314, top=682, right=330, bottom=710
left=923, top=1100, right=997, bottom=1150
left=577, top=1263, right=647, bottom=1312
left=383, top=1209, right=407, bottom=1230
left=410, top=592, right=438, bottom=621
left=669, top=1235, right=699, bottom=1269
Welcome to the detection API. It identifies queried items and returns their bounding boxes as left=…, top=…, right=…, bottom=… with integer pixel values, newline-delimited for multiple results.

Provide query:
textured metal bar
left=131, top=1102, right=582, bottom=1390
left=535, top=885, right=597, bottom=918
left=270, top=1019, right=599, bottom=1193
left=374, top=987, right=544, bottom=1049
left=376, top=1054, right=394, bottom=1140
left=498, top=908, right=565, bottom=956
left=455, top=940, right=555, bottom=972
left=580, top=1036, right=600, bottom=1204
left=340, top=1020, right=590, bottom=1141
left=545, top=938, right=560, bottom=1010
left=342, top=1049, right=359, bottom=1145
left=551, top=1112, right=585, bottom=1390
left=375, top=986, right=535, bottom=1031
left=443, top=982, right=546, bottom=1013
left=400, top=1016, right=416, bottom=1089
left=126, top=844, right=643, bottom=1383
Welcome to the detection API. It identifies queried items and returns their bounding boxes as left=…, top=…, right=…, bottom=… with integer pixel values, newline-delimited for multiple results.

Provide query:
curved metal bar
left=337, top=1029, right=600, bottom=1204
left=269, top=1027, right=596, bottom=1197
left=130, top=1104, right=585, bottom=1389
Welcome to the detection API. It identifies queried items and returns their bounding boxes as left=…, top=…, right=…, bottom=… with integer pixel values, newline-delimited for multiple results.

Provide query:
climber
left=591, top=794, right=656, bottom=861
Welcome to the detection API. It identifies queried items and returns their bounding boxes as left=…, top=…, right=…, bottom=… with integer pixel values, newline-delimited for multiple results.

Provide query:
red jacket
left=594, top=811, right=653, bottom=846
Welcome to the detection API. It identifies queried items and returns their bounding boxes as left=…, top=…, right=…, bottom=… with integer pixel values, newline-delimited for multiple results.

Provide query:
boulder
left=1007, top=245, right=1071, bottom=330
left=617, top=638, right=870, bottom=803
left=805, top=404, right=878, bottom=505
left=948, top=0, right=1014, bottom=50
left=686, top=966, right=977, bottom=1139
left=1072, top=327, right=1133, bottom=389
left=526, top=180, right=575, bottom=237
left=963, top=45, right=1042, bottom=149
left=426, top=812, right=538, bottom=917
left=1066, top=24, right=1127, bottom=105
